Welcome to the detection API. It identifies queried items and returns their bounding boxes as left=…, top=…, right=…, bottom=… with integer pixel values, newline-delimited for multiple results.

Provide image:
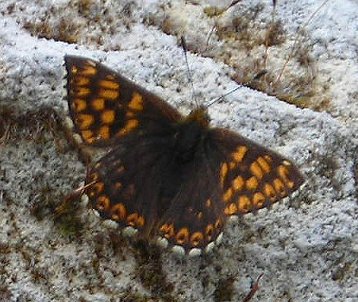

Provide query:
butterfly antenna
left=207, top=70, right=267, bottom=108
left=181, top=36, right=199, bottom=108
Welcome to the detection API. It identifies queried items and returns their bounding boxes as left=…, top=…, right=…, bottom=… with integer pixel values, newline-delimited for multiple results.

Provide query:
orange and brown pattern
left=65, top=56, right=305, bottom=256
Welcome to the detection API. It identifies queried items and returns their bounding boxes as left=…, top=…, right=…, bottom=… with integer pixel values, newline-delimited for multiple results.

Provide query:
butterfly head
left=185, top=106, right=210, bottom=128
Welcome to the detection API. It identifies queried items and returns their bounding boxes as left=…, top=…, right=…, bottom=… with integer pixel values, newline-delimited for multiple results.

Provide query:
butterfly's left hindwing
left=86, top=127, right=228, bottom=253
left=65, top=55, right=182, bottom=146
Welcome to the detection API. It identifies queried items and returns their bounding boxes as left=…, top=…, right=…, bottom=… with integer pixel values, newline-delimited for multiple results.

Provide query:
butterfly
left=64, top=55, right=305, bottom=256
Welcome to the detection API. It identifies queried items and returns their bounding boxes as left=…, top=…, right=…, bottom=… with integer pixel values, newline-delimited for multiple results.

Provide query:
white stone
left=188, top=248, right=202, bottom=257
left=156, top=237, right=168, bottom=249
left=122, top=226, right=138, bottom=237
left=171, top=245, right=185, bottom=256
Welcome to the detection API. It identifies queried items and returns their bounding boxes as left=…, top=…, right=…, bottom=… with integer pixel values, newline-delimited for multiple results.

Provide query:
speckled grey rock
left=0, top=1, right=357, bottom=302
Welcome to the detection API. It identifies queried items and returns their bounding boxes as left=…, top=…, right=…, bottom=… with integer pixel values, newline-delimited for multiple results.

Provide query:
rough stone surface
left=0, top=1, right=357, bottom=301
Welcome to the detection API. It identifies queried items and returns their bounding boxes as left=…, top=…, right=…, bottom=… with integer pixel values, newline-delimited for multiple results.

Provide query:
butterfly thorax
left=173, top=107, right=210, bottom=163
left=184, top=106, right=210, bottom=128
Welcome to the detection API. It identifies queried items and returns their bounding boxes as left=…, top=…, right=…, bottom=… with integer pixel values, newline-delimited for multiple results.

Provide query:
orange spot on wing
left=117, top=119, right=139, bottom=136
left=89, top=182, right=104, bottom=196
left=126, top=119, right=139, bottom=130
left=91, top=98, right=105, bottom=110
left=229, top=161, right=237, bottom=169
left=96, top=195, right=110, bottom=212
left=252, top=192, right=266, bottom=208
left=277, top=165, right=295, bottom=188
left=190, top=232, right=204, bottom=246
left=263, top=183, right=276, bottom=201
left=214, top=218, right=222, bottom=229
left=224, top=202, right=238, bottom=215
left=136, top=215, right=145, bottom=227
left=273, top=178, right=286, bottom=196
left=237, top=195, right=251, bottom=213
left=100, top=80, right=120, bottom=89
left=88, top=172, right=99, bottom=182
left=220, top=162, right=228, bottom=186
left=264, top=155, right=273, bottom=164
left=246, top=176, right=259, bottom=191
left=101, top=110, right=115, bottom=124
left=76, top=87, right=91, bottom=97
left=76, top=77, right=90, bottom=86
left=128, top=92, right=144, bottom=111
left=257, top=156, right=271, bottom=173
left=98, top=126, right=110, bottom=139
left=126, top=111, right=135, bottom=118
left=160, top=223, right=175, bottom=239
left=81, top=130, right=94, bottom=142
left=232, top=146, right=248, bottom=162
left=110, top=203, right=127, bottom=221
left=232, top=175, right=244, bottom=191
left=176, top=227, right=190, bottom=244
left=205, top=224, right=214, bottom=240
left=127, top=213, right=139, bottom=227
left=250, top=161, right=263, bottom=179
left=73, top=98, right=87, bottom=111
left=99, top=89, right=119, bottom=100
left=77, top=114, right=94, bottom=129
left=223, top=187, right=233, bottom=202
left=80, top=64, right=97, bottom=76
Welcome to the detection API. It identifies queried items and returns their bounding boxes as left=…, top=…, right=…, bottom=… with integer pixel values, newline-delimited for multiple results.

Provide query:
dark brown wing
left=65, top=55, right=181, bottom=146
left=210, top=128, right=305, bottom=215
left=155, top=127, right=305, bottom=254
left=84, top=135, right=173, bottom=237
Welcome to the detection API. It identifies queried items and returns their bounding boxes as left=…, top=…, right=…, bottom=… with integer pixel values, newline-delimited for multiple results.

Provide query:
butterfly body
left=65, top=55, right=304, bottom=255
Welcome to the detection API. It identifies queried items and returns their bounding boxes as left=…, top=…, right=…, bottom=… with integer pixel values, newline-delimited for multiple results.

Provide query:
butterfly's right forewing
left=211, top=128, right=305, bottom=215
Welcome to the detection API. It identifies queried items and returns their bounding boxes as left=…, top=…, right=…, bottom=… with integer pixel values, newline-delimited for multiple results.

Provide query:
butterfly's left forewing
left=65, top=55, right=182, bottom=146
